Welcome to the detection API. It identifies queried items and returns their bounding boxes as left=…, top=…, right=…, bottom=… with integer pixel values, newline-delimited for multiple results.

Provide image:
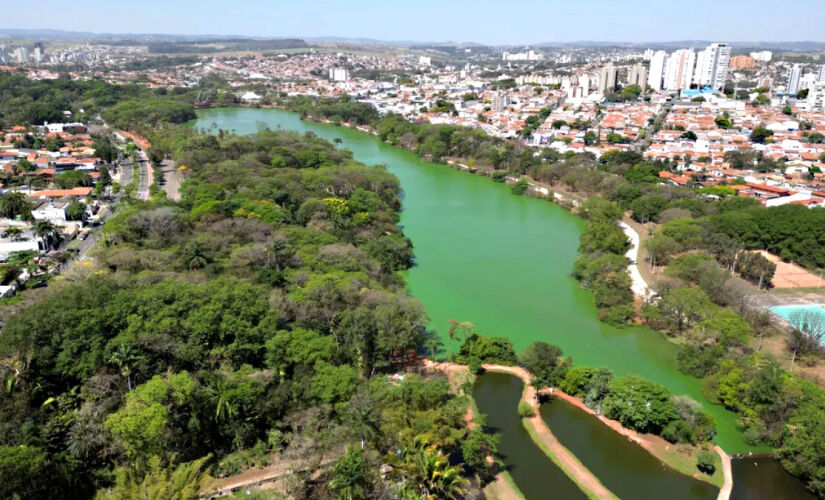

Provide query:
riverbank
left=482, top=364, right=729, bottom=492
left=424, top=359, right=728, bottom=498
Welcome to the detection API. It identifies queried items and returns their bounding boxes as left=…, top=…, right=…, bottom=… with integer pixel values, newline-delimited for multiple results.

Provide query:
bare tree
left=787, top=309, right=825, bottom=369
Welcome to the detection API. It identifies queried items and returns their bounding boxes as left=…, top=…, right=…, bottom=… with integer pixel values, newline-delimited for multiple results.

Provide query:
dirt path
left=716, top=445, right=733, bottom=500
left=483, top=364, right=617, bottom=500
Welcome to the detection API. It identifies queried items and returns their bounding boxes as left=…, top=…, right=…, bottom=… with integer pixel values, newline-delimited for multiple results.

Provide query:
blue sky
left=15, top=0, right=825, bottom=44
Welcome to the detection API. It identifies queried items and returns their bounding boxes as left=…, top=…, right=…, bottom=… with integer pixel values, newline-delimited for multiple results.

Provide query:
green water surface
left=192, top=107, right=758, bottom=454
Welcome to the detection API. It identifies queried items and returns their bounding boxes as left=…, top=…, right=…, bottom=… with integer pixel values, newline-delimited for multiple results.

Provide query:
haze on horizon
left=8, top=0, right=825, bottom=45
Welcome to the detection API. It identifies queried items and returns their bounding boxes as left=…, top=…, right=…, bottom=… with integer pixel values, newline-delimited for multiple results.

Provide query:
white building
left=787, top=64, right=803, bottom=95
left=598, top=63, right=617, bottom=93
left=628, top=63, right=647, bottom=88
left=31, top=201, right=68, bottom=225
left=750, top=50, right=773, bottom=63
left=694, top=43, right=730, bottom=89
left=418, top=56, right=431, bottom=67
left=647, top=51, right=668, bottom=91
left=817, top=64, right=825, bottom=83
left=664, top=49, right=695, bottom=91
left=329, top=67, right=349, bottom=82
left=808, top=82, right=825, bottom=111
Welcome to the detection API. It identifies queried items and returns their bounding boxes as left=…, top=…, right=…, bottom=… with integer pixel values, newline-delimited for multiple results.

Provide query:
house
left=31, top=201, right=69, bottom=225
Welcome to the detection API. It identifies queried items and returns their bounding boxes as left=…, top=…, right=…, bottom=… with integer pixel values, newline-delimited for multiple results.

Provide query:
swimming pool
left=770, top=304, right=825, bottom=326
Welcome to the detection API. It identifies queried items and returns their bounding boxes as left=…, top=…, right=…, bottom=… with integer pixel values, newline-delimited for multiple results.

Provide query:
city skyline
left=4, top=0, right=825, bottom=45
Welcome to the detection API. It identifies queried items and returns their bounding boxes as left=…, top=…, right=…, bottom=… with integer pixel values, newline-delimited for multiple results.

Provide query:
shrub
left=518, top=400, right=534, bottom=418
left=696, top=450, right=717, bottom=474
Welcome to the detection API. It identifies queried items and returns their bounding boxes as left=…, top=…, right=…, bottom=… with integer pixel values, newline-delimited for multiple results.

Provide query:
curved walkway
left=483, top=364, right=618, bottom=500
left=715, top=445, right=733, bottom=500
left=618, top=221, right=655, bottom=302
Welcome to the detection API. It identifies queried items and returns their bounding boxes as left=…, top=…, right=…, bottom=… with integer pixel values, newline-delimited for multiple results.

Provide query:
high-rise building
left=32, top=46, right=44, bottom=64
left=647, top=51, right=667, bottom=91
left=0, top=45, right=7, bottom=65
left=598, top=63, right=617, bottom=94
left=643, top=49, right=654, bottom=61
left=817, top=64, right=825, bottom=83
left=491, top=93, right=509, bottom=112
left=786, top=64, right=803, bottom=95
left=750, top=50, right=773, bottom=63
left=578, top=74, right=590, bottom=95
left=627, top=63, right=647, bottom=88
left=328, top=67, right=349, bottom=82
left=664, top=49, right=695, bottom=91
left=14, top=47, right=29, bottom=64
left=808, top=82, right=825, bottom=111
left=694, top=43, right=730, bottom=89
left=729, top=55, right=755, bottom=70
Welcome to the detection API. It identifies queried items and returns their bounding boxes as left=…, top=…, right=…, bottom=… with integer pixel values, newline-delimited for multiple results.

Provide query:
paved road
left=137, top=151, right=150, bottom=200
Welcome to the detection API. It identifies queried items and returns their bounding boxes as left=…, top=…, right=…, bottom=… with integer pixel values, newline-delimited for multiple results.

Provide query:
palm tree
left=329, top=446, right=371, bottom=500
left=399, top=439, right=467, bottom=500
left=32, top=220, right=57, bottom=246
left=346, top=403, right=379, bottom=449
left=109, top=343, right=137, bottom=391
left=182, top=240, right=210, bottom=270
left=209, top=378, right=237, bottom=422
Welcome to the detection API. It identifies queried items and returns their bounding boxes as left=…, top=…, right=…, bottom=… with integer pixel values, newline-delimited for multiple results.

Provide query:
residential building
left=14, top=47, right=29, bottom=64
left=31, top=201, right=68, bottom=225
left=664, top=49, right=695, bottom=91
left=418, top=56, right=431, bottom=67
left=694, top=43, right=730, bottom=89
left=598, top=63, right=617, bottom=94
left=787, top=64, right=803, bottom=95
left=647, top=50, right=667, bottom=91
left=818, top=64, right=825, bottom=83
left=808, top=82, right=825, bottom=111
left=0, top=45, right=7, bottom=65
left=730, top=55, right=755, bottom=70
left=491, top=93, right=509, bottom=112
left=627, top=63, right=647, bottom=88
left=328, top=67, right=349, bottom=82
left=750, top=50, right=773, bottom=63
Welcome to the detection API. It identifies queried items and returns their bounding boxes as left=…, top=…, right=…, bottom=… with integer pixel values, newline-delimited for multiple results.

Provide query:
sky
left=9, top=0, right=825, bottom=45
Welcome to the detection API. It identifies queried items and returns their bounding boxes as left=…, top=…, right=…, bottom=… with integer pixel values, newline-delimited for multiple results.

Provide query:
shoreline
left=424, top=359, right=731, bottom=496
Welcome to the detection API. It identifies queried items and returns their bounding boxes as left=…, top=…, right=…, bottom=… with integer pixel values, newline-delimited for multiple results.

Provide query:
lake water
left=193, top=107, right=759, bottom=454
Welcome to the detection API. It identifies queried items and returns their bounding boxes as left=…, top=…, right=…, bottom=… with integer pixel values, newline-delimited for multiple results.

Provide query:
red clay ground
left=758, top=251, right=825, bottom=289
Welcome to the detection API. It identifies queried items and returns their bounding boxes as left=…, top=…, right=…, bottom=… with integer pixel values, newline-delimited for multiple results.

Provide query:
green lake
left=193, top=107, right=756, bottom=454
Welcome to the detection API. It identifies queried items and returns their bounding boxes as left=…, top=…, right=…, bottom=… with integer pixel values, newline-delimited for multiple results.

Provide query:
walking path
left=716, top=445, right=733, bottom=500
left=482, top=364, right=618, bottom=500
left=618, top=221, right=655, bottom=301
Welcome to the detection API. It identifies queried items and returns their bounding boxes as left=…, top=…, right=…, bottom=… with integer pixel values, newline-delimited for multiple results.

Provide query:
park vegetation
left=0, top=128, right=498, bottom=499
left=280, top=97, right=825, bottom=496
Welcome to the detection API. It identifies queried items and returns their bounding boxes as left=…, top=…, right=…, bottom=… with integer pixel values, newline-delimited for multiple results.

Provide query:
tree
left=329, top=446, right=371, bottom=500
left=602, top=376, right=679, bottom=433
left=95, top=454, right=214, bottom=500
left=680, top=131, right=698, bottom=141
left=66, top=200, right=88, bottom=222
left=749, top=127, right=774, bottom=144
left=736, top=252, right=775, bottom=289
left=398, top=440, right=467, bottom=500
left=519, top=342, right=570, bottom=389
left=715, top=116, right=732, bottom=129
left=0, top=446, right=51, bottom=499
left=657, top=287, right=712, bottom=334
left=1, top=226, right=22, bottom=241
left=109, top=343, right=137, bottom=391
left=33, top=220, right=57, bottom=240
left=55, top=170, right=93, bottom=189
left=0, top=192, right=32, bottom=219
left=630, top=195, right=668, bottom=223
left=696, top=450, right=717, bottom=474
